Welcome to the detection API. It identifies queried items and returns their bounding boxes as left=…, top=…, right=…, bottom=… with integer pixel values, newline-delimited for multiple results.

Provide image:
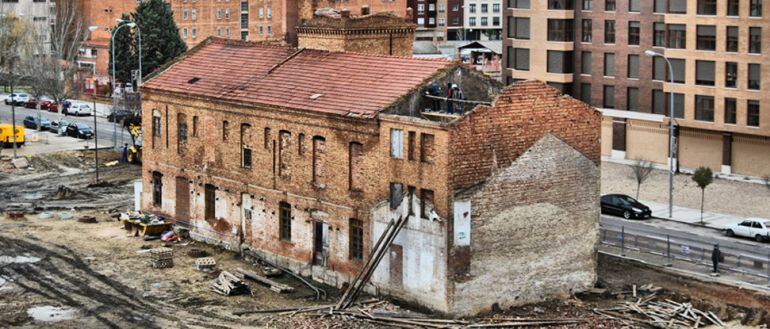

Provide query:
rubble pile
left=211, top=271, right=250, bottom=296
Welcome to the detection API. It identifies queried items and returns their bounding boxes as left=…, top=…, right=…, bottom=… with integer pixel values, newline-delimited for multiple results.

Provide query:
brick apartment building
left=503, top=0, right=770, bottom=178
left=139, top=35, right=601, bottom=315
left=169, top=0, right=407, bottom=46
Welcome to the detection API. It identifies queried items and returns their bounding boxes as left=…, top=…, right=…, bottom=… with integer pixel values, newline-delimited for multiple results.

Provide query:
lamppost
left=645, top=49, right=676, bottom=219
left=110, top=20, right=136, bottom=149
left=87, top=25, right=99, bottom=182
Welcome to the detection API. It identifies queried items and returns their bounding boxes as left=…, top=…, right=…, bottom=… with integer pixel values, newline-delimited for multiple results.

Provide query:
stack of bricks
left=150, top=248, right=174, bottom=269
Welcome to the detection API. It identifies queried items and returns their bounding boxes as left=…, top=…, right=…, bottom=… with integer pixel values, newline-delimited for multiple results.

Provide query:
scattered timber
left=211, top=271, right=250, bottom=296
left=235, top=268, right=294, bottom=293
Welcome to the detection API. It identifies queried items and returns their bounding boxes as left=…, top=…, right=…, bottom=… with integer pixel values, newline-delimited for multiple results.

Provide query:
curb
left=651, top=216, right=725, bottom=232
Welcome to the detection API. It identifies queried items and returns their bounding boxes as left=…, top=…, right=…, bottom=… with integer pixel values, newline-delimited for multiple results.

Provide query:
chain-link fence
left=600, top=227, right=770, bottom=282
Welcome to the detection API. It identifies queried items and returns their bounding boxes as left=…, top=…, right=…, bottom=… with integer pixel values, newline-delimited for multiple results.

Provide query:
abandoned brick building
left=140, top=37, right=602, bottom=316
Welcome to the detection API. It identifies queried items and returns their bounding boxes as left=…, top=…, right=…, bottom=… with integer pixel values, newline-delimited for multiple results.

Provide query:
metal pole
left=665, top=56, right=675, bottom=219
left=621, top=226, right=625, bottom=256
left=136, top=27, right=142, bottom=87
left=111, top=25, right=122, bottom=149
left=10, top=60, right=17, bottom=159
left=93, top=79, right=99, bottom=183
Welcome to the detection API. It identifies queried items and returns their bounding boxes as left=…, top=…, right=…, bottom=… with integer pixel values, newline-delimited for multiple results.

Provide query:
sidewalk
left=642, top=199, right=765, bottom=230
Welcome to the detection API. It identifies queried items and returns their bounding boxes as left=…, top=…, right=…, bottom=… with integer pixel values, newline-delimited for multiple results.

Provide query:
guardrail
left=600, top=227, right=770, bottom=282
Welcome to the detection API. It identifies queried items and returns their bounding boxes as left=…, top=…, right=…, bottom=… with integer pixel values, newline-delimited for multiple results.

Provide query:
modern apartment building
left=0, top=0, right=57, bottom=55
left=407, top=0, right=445, bottom=41
left=503, top=0, right=770, bottom=178
left=463, top=0, right=502, bottom=40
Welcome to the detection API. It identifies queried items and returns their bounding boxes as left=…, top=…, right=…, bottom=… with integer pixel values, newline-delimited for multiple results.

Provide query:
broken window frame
left=420, top=133, right=435, bottom=163
left=204, top=184, right=216, bottom=220
left=241, top=123, right=252, bottom=169
left=312, top=136, right=325, bottom=187
left=390, top=128, right=404, bottom=159
left=349, top=218, right=364, bottom=260
left=279, top=201, right=292, bottom=241
left=222, top=120, right=230, bottom=141
left=420, top=189, right=434, bottom=219
left=389, top=183, right=404, bottom=209
left=152, top=171, right=163, bottom=207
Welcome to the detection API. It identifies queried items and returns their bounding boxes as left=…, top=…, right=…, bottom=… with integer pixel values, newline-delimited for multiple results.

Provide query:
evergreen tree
left=134, top=0, right=187, bottom=78
left=109, top=13, right=136, bottom=85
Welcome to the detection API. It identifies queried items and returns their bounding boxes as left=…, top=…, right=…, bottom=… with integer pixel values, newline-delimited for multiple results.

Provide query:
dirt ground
left=0, top=152, right=767, bottom=328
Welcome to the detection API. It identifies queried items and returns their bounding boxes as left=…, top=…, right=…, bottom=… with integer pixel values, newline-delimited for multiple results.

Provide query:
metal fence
left=600, top=227, right=770, bottom=282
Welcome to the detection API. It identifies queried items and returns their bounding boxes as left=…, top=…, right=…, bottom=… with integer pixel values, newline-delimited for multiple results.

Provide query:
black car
left=600, top=194, right=652, bottom=219
left=22, top=116, right=52, bottom=131
left=66, top=122, right=94, bottom=139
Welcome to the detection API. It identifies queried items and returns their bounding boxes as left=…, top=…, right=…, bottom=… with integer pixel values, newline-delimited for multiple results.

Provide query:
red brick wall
left=449, top=80, right=602, bottom=191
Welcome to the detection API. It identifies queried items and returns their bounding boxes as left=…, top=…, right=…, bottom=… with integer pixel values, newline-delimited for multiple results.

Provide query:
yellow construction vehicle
left=127, top=123, right=142, bottom=164
left=0, top=124, right=25, bottom=148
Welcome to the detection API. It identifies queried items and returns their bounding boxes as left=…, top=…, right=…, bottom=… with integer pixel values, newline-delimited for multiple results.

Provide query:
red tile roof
left=142, top=38, right=454, bottom=118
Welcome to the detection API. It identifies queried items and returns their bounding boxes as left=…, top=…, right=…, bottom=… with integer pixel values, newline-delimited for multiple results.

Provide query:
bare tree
left=629, top=159, right=655, bottom=199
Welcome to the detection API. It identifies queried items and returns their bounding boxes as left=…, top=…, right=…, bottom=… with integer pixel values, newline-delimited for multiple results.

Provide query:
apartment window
left=513, top=17, right=530, bottom=39
left=603, top=85, right=615, bottom=108
left=581, top=51, right=592, bottom=74
left=547, top=50, right=574, bottom=73
left=726, top=26, right=739, bottom=52
left=728, top=0, right=740, bottom=15
left=749, top=27, right=762, bottom=53
left=420, top=189, right=434, bottom=219
left=547, top=19, right=574, bottom=41
left=629, top=0, right=640, bottom=12
left=183, top=28, right=188, bottom=38
left=469, top=17, right=476, bottom=26
left=511, top=0, right=531, bottom=9
left=581, top=83, right=592, bottom=103
left=653, top=90, right=685, bottom=117
left=725, top=62, right=738, bottom=88
left=390, top=129, right=403, bottom=158
left=670, top=58, right=686, bottom=83
left=696, top=25, right=716, bottom=50
left=216, top=28, right=222, bottom=37
left=697, top=0, right=717, bottom=14
left=581, top=19, right=592, bottom=42
left=241, top=1, right=248, bottom=11
left=217, top=8, right=222, bottom=19
left=627, top=54, right=639, bottom=78
left=279, top=202, right=291, bottom=241
left=604, top=20, right=615, bottom=44
left=654, top=0, right=666, bottom=13
left=604, top=53, right=615, bottom=76
left=628, top=21, right=640, bottom=45
left=667, top=24, right=686, bottom=48
left=653, top=57, right=666, bottom=80
left=152, top=172, right=162, bottom=207
left=724, top=98, right=737, bottom=124
left=547, top=82, right=573, bottom=95
left=748, top=63, right=761, bottom=90
left=514, top=48, right=530, bottom=70
left=605, top=0, right=616, bottom=11
left=440, top=3, right=447, bottom=12
left=241, top=124, right=252, bottom=168
left=750, top=0, right=762, bottom=16
left=481, top=3, right=488, bottom=12
left=548, top=0, right=574, bottom=10
left=481, top=17, right=488, bottom=26
left=627, top=88, right=639, bottom=111
left=183, top=9, right=189, bottom=20
left=492, top=17, right=500, bottom=26
left=191, top=28, right=197, bottom=39
left=669, top=0, right=687, bottom=13
left=652, top=90, right=665, bottom=114
left=653, top=23, right=666, bottom=47
left=349, top=219, right=364, bottom=260
left=469, top=3, right=476, bottom=12
left=191, top=9, right=197, bottom=20
left=582, top=0, right=593, bottom=10
left=747, top=100, right=760, bottom=126
left=695, top=95, right=715, bottom=122
left=420, top=134, right=435, bottom=163
left=225, top=8, right=230, bottom=19
left=695, top=61, right=715, bottom=86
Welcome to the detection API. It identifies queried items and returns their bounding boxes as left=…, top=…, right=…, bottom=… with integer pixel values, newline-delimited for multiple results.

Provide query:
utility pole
left=10, top=59, right=17, bottom=159
left=93, top=77, right=99, bottom=183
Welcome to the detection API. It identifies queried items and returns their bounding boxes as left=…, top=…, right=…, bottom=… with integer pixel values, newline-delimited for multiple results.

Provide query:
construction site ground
left=0, top=152, right=768, bottom=328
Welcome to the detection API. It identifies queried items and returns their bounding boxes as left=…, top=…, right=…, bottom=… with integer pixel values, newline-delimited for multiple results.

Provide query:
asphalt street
left=0, top=102, right=130, bottom=148
left=600, top=214, right=770, bottom=259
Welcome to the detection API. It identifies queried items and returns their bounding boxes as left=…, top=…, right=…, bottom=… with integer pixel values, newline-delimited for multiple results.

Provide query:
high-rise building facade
left=463, top=0, right=502, bottom=40
left=503, top=0, right=770, bottom=178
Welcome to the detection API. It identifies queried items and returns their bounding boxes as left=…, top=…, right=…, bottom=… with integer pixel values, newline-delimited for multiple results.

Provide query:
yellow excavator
left=127, top=123, right=142, bottom=164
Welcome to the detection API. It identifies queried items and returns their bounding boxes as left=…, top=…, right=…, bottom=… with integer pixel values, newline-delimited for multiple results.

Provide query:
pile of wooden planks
left=211, top=271, right=250, bottom=296
left=594, top=292, right=724, bottom=328
left=236, top=268, right=294, bottom=293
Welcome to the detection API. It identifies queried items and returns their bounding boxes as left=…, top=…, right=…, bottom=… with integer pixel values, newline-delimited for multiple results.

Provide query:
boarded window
left=192, top=116, right=199, bottom=137
left=312, top=136, right=325, bottom=186
left=264, top=127, right=271, bottom=149
left=152, top=171, right=163, bottom=207
left=205, top=184, right=216, bottom=220
left=298, top=133, right=305, bottom=155
left=222, top=120, right=229, bottom=141
left=420, top=189, right=434, bottom=219
left=241, top=124, right=252, bottom=168
left=349, top=142, right=363, bottom=191
left=390, top=183, right=403, bottom=209
left=420, top=134, right=435, bottom=163
left=279, top=201, right=291, bottom=241
left=390, top=129, right=403, bottom=159
left=407, top=186, right=416, bottom=216
left=407, top=131, right=416, bottom=161
left=177, top=113, right=188, bottom=151
left=349, top=219, right=364, bottom=260
left=279, top=130, right=291, bottom=177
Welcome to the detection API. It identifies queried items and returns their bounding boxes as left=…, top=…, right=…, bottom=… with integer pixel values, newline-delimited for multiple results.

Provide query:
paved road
left=0, top=102, right=130, bottom=148
left=600, top=214, right=770, bottom=258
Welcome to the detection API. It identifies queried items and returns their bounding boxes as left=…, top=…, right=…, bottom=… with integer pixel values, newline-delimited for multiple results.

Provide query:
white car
left=67, top=104, right=92, bottom=116
left=725, top=218, right=770, bottom=242
left=3, top=93, right=30, bottom=105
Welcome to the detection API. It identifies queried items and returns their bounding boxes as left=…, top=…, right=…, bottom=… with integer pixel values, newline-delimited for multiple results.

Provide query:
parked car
left=52, top=119, right=71, bottom=135
left=3, top=93, right=30, bottom=106
left=65, top=104, right=92, bottom=116
left=725, top=219, right=770, bottom=242
left=22, top=116, right=52, bottom=131
left=600, top=194, right=652, bottom=219
left=25, top=99, right=58, bottom=112
left=107, top=111, right=131, bottom=123
left=66, top=122, right=94, bottom=139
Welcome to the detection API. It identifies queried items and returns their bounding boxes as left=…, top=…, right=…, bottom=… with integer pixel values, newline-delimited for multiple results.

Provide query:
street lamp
left=112, top=19, right=141, bottom=149
left=110, top=20, right=136, bottom=149
left=87, top=25, right=100, bottom=183
left=645, top=49, right=676, bottom=219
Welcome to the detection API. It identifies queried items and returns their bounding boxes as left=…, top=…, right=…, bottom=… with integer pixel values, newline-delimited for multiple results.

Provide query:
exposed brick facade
left=297, top=11, right=415, bottom=56
left=141, top=39, right=600, bottom=315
